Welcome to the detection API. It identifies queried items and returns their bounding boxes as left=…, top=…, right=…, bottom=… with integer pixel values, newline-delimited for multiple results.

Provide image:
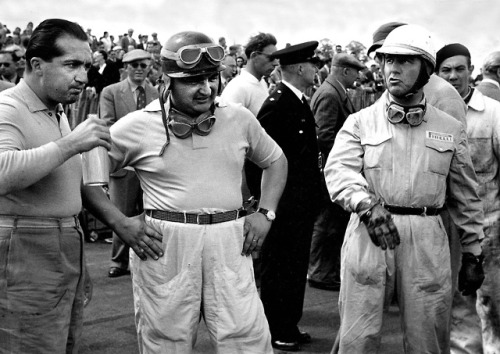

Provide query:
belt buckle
left=421, top=206, right=427, bottom=216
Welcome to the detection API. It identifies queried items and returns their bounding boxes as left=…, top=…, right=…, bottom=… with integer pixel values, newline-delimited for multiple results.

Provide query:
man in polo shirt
left=83, top=30, right=287, bottom=353
left=0, top=18, right=114, bottom=353
left=220, top=32, right=278, bottom=116
left=100, top=49, right=158, bottom=278
left=476, top=51, right=500, bottom=102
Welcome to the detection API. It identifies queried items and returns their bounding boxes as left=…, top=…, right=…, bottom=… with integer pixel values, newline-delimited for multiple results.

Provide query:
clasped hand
left=361, top=204, right=400, bottom=250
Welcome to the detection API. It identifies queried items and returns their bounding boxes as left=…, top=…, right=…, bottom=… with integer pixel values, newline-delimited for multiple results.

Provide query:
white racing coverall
left=324, top=92, right=484, bottom=353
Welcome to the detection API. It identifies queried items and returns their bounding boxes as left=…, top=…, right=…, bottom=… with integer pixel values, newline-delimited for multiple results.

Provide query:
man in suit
left=87, top=50, right=120, bottom=94
left=476, top=51, right=500, bottom=102
left=100, top=49, right=158, bottom=277
left=308, top=53, right=365, bottom=292
left=0, top=49, right=22, bottom=84
left=248, top=41, right=323, bottom=351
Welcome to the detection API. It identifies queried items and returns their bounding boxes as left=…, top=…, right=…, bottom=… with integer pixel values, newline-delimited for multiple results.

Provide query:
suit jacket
left=476, top=80, right=500, bottom=103
left=311, top=75, right=355, bottom=160
left=247, top=82, right=322, bottom=215
left=87, top=61, right=120, bottom=93
left=99, top=79, right=158, bottom=127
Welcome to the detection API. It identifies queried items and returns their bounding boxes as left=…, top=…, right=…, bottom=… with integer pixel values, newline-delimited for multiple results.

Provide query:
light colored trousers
left=131, top=215, right=273, bottom=354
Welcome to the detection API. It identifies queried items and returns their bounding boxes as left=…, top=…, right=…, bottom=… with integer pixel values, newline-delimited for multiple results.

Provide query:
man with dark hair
left=476, top=51, right=500, bottom=102
left=221, top=32, right=278, bottom=116
left=436, top=42, right=500, bottom=353
left=0, top=49, right=22, bottom=84
left=0, top=18, right=112, bottom=353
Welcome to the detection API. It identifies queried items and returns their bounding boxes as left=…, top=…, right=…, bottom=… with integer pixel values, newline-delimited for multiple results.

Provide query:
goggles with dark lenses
left=387, top=102, right=426, bottom=127
left=162, top=43, right=225, bottom=69
left=168, top=107, right=216, bottom=139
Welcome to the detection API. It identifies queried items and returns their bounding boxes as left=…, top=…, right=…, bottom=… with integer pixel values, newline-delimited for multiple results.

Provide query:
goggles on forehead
left=168, top=107, right=216, bottom=139
left=387, top=102, right=426, bottom=127
left=162, top=43, right=225, bottom=69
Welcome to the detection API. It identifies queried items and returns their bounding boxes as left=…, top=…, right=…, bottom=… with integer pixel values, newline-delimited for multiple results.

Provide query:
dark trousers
left=260, top=209, right=317, bottom=341
left=308, top=202, right=350, bottom=285
left=109, top=169, right=142, bottom=269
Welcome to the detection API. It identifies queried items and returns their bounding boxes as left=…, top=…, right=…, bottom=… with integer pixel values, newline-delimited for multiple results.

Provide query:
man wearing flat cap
left=100, top=48, right=158, bottom=278
left=436, top=42, right=500, bottom=353
left=476, top=51, right=500, bottom=102
left=308, top=53, right=364, bottom=293
left=246, top=41, right=323, bottom=351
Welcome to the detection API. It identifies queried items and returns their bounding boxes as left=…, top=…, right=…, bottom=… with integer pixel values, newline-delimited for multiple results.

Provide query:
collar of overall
left=386, top=96, right=427, bottom=127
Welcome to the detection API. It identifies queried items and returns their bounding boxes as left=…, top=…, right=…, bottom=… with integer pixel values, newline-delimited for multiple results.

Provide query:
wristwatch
left=257, top=208, right=276, bottom=221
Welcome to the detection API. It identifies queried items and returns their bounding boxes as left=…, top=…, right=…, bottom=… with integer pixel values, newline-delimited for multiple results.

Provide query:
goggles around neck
left=168, top=107, right=216, bottom=139
left=162, top=43, right=225, bottom=69
left=387, top=101, right=426, bottom=127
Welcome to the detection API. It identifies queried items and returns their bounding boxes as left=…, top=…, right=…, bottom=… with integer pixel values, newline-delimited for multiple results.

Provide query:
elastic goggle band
left=161, top=43, right=225, bottom=69
left=168, top=108, right=216, bottom=139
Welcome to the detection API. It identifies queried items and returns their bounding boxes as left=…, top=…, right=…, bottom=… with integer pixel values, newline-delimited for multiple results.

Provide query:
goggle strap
left=158, top=83, right=170, bottom=156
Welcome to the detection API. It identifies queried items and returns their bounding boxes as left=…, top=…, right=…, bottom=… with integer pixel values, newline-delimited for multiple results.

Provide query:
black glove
left=359, top=203, right=400, bottom=250
left=458, top=252, right=485, bottom=296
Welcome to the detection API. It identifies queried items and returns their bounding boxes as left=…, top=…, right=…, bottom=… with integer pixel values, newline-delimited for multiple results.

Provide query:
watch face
left=267, top=211, right=276, bottom=221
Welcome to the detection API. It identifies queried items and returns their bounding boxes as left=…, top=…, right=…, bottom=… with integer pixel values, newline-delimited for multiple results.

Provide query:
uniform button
left=301, top=119, right=305, bottom=122
left=270, top=98, right=275, bottom=101
left=48, top=112, right=52, bottom=116
left=277, top=90, right=281, bottom=93
left=299, top=130, right=304, bottom=134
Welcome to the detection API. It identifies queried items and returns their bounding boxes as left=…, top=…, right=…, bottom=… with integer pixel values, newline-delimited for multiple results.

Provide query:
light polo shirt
left=0, top=80, right=83, bottom=217
left=108, top=97, right=283, bottom=212
left=220, top=68, right=269, bottom=116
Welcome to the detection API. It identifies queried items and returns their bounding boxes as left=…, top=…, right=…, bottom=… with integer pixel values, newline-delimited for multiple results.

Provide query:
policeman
left=324, top=25, right=485, bottom=353
left=83, top=31, right=287, bottom=353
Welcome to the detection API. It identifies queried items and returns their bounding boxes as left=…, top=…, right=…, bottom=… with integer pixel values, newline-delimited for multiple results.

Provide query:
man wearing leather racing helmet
left=84, top=31, right=288, bottom=353
left=323, top=24, right=485, bottom=353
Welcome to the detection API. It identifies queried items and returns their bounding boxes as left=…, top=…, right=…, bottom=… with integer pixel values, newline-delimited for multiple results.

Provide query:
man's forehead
left=261, top=44, right=276, bottom=55
left=441, top=55, right=468, bottom=66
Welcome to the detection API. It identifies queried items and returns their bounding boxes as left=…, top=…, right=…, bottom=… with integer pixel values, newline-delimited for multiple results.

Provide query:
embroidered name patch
left=426, top=131, right=454, bottom=142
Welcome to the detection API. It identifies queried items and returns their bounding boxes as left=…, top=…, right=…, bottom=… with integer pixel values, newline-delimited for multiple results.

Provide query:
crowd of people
left=0, top=17, right=499, bottom=354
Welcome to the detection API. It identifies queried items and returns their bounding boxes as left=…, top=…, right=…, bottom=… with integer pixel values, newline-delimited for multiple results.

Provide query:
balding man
left=476, top=51, right=500, bottom=102
left=220, top=55, right=237, bottom=92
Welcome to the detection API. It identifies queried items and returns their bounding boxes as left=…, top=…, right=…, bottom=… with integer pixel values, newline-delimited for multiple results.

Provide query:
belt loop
left=421, top=206, right=427, bottom=216
left=196, top=214, right=200, bottom=224
left=13, top=217, right=18, bottom=230
left=235, top=210, right=239, bottom=221
left=74, top=215, right=80, bottom=229
left=183, top=211, right=187, bottom=224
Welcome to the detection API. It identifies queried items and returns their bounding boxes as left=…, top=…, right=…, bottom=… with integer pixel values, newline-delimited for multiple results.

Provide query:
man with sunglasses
left=83, top=30, right=287, bottom=353
left=100, top=49, right=158, bottom=278
left=221, top=32, right=278, bottom=116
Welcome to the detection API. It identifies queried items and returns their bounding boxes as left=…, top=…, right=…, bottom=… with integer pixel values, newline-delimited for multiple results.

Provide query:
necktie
left=302, top=95, right=309, bottom=107
left=136, top=86, right=146, bottom=110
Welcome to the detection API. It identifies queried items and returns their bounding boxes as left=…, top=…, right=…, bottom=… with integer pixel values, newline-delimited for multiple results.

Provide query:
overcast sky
left=4, top=0, right=499, bottom=74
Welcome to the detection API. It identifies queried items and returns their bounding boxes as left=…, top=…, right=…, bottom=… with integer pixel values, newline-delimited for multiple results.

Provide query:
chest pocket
left=361, top=133, right=392, bottom=170
left=425, top=138, right=454, bottom=176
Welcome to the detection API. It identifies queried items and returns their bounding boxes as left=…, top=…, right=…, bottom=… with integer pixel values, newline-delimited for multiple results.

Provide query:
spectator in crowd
left=221, top=32, right=278, bottom=116
left=0, top=49, right=22, bottom=84
left=335, top=44, right=343, bottom=54
left=127, top=28, right=137, bottom=49
left=308, top=53, right=364, bottom=292
left=0, top=22, right=8, bottom=49
left=120, top=33, right=130, bottom=53
left=476, top=51, right=500, bottom=102
left=325, top=24, right=484, bottom=353
left=247, top=41, right=323, bottom=351
left=236, top=55, right=246, bottom=70
left=83, top=30, right=286, bottom=353
left=219, top=36, right=227, bottom=53
left=150, top=32, right=160, bottom=47
left=436, top=42, right=500, bottom=353
left=21, top=21, right=33, bottom=37
left=220, top=54, right=237, bottom=92
left=0, top=18, right=111, bottom=353
left=86, top=27, right=98, bottom=51
left=318, top=52, right=332, bottom=84
left=99, top=49, right=157, bottom=278
left=87, top=50, right=120, bottom=94
left=109, top=34, right=116, bottom=48
left=100, top=31, right=112, bottom=52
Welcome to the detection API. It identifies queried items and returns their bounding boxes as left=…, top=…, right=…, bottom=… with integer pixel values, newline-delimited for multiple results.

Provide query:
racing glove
left=358, top=199, right=400, bottom=250
left=458, top=252, right=485, bottom=296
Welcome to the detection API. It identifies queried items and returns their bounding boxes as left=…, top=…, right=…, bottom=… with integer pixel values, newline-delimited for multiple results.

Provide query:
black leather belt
left=383, top=204, right=443, bottom=216
left=145, top=209, right=248, bottom=225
